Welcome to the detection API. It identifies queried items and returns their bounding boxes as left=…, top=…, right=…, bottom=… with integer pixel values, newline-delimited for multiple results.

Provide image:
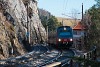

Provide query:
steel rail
left=37, top=49, right=62, bottom=67
left=43, top=49, right=75, bottom=67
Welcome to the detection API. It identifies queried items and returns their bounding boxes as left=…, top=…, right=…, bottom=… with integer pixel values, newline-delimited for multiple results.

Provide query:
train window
left=59, top=32, right=71, bottom=36
left=77, top=31, right=81, bottom=35
left=73, top=31, right=77, bottom=35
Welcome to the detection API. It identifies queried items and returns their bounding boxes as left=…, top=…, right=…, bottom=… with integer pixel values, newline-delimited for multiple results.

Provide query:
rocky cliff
left=0, top=0, right=46, bottom=59
left=4, top=0, right=46, bottom=43
left=0, top=10, right=25, bottom=60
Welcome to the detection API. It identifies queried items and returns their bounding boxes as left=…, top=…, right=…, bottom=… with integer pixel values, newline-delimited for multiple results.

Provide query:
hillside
left=56, top=17, right=81, bottom=27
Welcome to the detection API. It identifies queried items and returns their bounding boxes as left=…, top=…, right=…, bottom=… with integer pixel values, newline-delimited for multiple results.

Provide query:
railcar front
left=56, top=26, right=73, bottom=49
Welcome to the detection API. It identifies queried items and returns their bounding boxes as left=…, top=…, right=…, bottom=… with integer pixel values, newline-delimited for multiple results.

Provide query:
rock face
left=0, top=0, right=46, bottom=59
left=0, top=11, right=25, bottom=59
left=4, top=0, right=46, bottom=43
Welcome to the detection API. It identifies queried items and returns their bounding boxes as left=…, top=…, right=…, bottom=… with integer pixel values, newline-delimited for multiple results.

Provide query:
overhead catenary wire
left=61, top=0, right=68, bottom=25
left=64, top=0, right=68, bottom=12
left=62, top=0, right=68, bottom=14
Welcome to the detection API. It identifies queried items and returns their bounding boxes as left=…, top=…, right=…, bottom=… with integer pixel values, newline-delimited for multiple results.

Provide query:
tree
left=95, top=0, right=100, bottom=7
left=38, top=9, right=61, bottom=32
left=47, top=16, right=60, bottom=32
left=39, top=16, right=47, bottom=29
left=83, top=0, right=100, bottom=51
left=39, top=15, right=61, bottom=32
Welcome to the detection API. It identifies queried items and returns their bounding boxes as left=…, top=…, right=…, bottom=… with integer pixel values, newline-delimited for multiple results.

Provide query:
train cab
left=56, top=26, right=73, bottom=48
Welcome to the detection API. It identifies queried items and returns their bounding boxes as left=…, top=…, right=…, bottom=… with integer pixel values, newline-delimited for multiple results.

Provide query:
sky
left=37, top=0, right=96, bottom=19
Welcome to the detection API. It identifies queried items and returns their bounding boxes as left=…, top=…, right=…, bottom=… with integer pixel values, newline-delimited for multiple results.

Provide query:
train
left=48, top=26, right=73, bottom=49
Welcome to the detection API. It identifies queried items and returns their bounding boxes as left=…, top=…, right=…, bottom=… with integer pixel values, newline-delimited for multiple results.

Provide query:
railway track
left=38, top=48, right=62, bottom=67
left=0, top=44, right=75, bottom=67
left=0, top=44, right=49, bottom=66
left=42, top=49, right=75, bottom=67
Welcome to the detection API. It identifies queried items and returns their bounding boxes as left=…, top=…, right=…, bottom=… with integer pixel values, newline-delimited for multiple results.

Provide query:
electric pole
left=81, top=3, right=84, bottom=50
left=82, top=3, right=83, bottom=21
left=46, top=17, right=48, bottom=43
left=25, top=1, right=29, bottom=43
left=29, top=9, right=33, bottom=44
left=27, top=2, right=29, bottom=43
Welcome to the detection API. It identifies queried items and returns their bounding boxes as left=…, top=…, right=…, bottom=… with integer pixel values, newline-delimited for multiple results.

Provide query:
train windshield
left=57, top=27, right=73, bottom=38
left=58, top=31, right=72, bottom=38
left=59, top=32, right=71, bottom=36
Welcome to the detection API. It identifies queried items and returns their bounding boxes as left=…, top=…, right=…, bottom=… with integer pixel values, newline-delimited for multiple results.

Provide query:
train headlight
left=58, top=39, right=61, bottom=41
left=70, top=38, right=73, bottom=41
